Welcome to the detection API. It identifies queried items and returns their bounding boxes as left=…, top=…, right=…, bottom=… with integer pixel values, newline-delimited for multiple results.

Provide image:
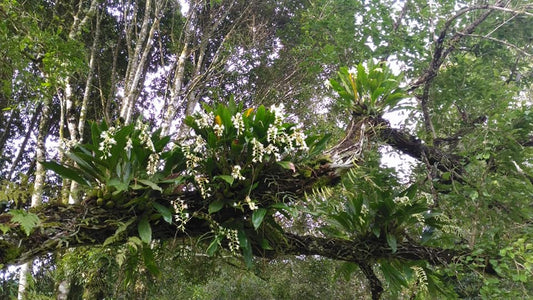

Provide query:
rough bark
left=327, top=115, right=466, bottom=175
left=378, top=123, right=465, bottom=174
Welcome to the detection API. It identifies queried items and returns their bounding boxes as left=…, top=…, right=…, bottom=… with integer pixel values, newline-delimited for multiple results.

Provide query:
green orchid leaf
left=209, top=200, right=224, bottom=214
left=238, top=229, right=253, bottom=268
left=386, top=233, right=398, bottom=253
left=153, top=202, right=173, bottom=224
left=138, top=217, right=152, bottom=244
left=137, top=179, right=162, bottom=192
left=214, top=175, right=234, bottom=185
left=207, top=236, right=222, bottom=256
left=41, top=161, right=92, bottom=187
left=252, top=208, right=267, bottom=230
left=142, top=246, right=160, bottom=277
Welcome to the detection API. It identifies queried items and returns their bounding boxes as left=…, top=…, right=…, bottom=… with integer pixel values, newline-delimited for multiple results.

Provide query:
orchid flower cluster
left=182, top=101, right=311, bottom=215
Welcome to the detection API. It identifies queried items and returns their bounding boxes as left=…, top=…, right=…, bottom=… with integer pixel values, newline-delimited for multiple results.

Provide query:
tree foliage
left=0, top=0, right=532, bottom=299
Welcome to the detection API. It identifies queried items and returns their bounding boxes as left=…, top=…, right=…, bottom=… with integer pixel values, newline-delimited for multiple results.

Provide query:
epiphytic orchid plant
left=44, top=98, right=329, bottom=265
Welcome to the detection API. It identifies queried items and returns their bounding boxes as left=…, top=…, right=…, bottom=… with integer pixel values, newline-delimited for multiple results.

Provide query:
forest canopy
left=0, top=0, right=532, bottom=299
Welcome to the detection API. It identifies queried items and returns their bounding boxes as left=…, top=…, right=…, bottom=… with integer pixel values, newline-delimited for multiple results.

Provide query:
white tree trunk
left=17, top=100, right=50, bottom=299
left=120, top=0, right=164, bottom=124
left=17, top=263, right=29, bottom=300
left=162, top=0, right=245, bottom=137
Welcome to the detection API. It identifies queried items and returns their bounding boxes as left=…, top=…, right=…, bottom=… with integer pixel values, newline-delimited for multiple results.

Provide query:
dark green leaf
left=215, top=175, right=234, bottom=185
left=277, top=161, right=295, bottom=171
left=252, top=208, right=267, bottom=230
left=107, top=178, right=129, bottom=193
left=260, top=238, right=273, bottom=250
left=103, top=219, right=135, bottom=246
left=153, top=202, right=173, bottom=224
left=207, top=236, right=221, bottom=256
left=209, top=200, right=224, bottom=214
left=41, top=161, right=92, bottom=187
left=238, top=229, right=253, bottom=268
left=137, top=179, right=162, bottom=192
left=142, top=246, right=160, bottom=277
left=138, top=217, right=152, bottom=244
left=335, top=262, right=358, bottom=281
left=386, top=233, right=397, bottom=253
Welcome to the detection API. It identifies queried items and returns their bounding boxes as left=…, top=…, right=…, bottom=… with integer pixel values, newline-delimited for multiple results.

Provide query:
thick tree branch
left=0, top=204, right=463, bottom=270
left=328, top=115, right=466, bottom=175
left=378, top=124, right=465, bottom=174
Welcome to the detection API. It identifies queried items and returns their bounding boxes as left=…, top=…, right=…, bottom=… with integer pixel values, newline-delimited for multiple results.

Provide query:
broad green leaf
left=214, top=175, right=234, bottom=185
left=252, top=208, right=267, bottom=230
left=307, top=134, right=332, bottom=157
left=107, top=178, right=129, bottom=193
left=153, top=134, right=171, bottom=153
left=142, top=246, right=160, bottom=277
left=277, top=161, right=295, bottom=171
left=91, top=121, right=101, bottom=147
left=207, top=132, right=217, bottom=148
left=153, top=202, right=173, bottom=224
left=137, top=179, right=162, bottom=192
left=335, top=262, right=358, bottom=281
left=103, top=219, right=135, bottom=246
left=128, top=236, right=143, bottom=246
left=41, top=161, right=92, bottom=187
left=138, top=217, right=152, bottom=244
left=184, top=115, right=198, bottom=130
left=379, top=260, right=409, bottom=290
left=260, top=238, right=273, bottom=250
left=255, top=105, right=266, bottom=124
left=208, top=200, right=224, bottom=214
left=372, top=226, right=381, bottom=238
left=207, top=236, right=221, bottom=256
left=238, top=229, right=253, bottom=268
left=66, top=152, right=104, bottom=181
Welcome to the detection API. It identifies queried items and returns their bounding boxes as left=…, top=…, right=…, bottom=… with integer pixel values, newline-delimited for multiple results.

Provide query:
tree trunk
left=120, top=0, right=164, bottom=124
left=16, top=263, right=29, bottom=300
left=17, top=99, right=50, bottom=300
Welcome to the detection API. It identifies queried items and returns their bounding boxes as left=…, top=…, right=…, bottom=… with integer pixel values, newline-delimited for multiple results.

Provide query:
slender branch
left=7, top=103, right=42, bottom=180
left=408, top=1, right=508, bottom=91
left=408, top=1, right=507, bottom=139
left=461, top=33, right=532, bottom=57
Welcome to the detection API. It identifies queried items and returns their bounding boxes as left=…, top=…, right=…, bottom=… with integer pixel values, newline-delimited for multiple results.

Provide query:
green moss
left=0, top=239, right=21, bottom=264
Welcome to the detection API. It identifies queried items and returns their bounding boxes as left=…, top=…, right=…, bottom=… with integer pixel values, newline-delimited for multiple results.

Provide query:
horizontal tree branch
left=0, top=202, right=463, bottom=271
left=378, top=123, right=466, bottom=174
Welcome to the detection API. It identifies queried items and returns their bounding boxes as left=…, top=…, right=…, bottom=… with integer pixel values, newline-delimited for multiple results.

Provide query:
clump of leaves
left=307, top=162, right=453, bottom=298
left=43, top=118, right=184, bottom=247
left=182, top=98, right=328, bottom=266
left=329, top=61, right=406, bottom=116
